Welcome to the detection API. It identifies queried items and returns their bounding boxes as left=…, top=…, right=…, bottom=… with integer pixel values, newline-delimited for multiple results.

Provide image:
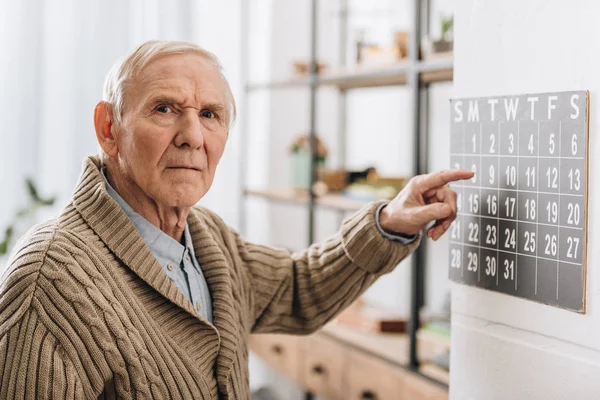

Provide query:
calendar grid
left=515, top=121, right=520, bottom=292
left=450, top=153, right=584, bottom=161
left=557, top=120, right=562, bottom=300
left=448, top=241, right=582, bottom=266
left=449, top=91, right=587, bottom=312
left=454, top=185, right=584, bottom=197
left=535, top=121, right=540, bottom=295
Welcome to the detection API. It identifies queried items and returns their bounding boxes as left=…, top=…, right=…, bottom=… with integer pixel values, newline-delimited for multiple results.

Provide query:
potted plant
left=0, top=179, right=55, bottom=268
left=432, top=15, right=454, bottom=53
left=289, top=134, right=328, bottom=191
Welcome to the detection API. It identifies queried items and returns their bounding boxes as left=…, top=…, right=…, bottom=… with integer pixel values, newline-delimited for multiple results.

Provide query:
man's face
left=114, top=53, right=229, bottom=208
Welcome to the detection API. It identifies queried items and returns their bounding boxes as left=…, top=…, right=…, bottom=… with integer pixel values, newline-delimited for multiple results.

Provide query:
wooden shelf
left=318, top=63, right=411, bottom=89
left=321, top=323, right=450, bottom=384
left=246, top=76, right=311, bottom=90
left=244, top=187, right=370, bottom=212
left=246, top=55, right=453, bottom=91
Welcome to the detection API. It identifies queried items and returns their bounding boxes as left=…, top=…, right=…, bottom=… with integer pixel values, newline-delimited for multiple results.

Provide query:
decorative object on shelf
left=355, top=30, right=410, bottom=67
left=341, top=170, right=407, bottom=202
left=312, top=166, right=407, bottom=201
left=394, top=31, right=409, bottom=59
left=432, top=15, right=453, bottom=53
left=358, top=45, right=396, bottom=66
left=334, top=297, right=413, bottom=334
left=0, top=178, right=55, bottom=256
left=292, top=61, right=328, bottom=76
left=313, top=166, right=376, bottom=195
left=289, top=134, right=328, bottom=190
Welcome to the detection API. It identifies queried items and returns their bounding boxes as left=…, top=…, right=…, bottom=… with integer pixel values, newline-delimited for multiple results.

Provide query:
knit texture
left=0, top=156, right=420, bottom=399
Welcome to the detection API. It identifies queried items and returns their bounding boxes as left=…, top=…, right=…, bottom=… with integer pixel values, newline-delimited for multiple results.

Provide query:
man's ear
left=94, top=101, right=119, bottom=158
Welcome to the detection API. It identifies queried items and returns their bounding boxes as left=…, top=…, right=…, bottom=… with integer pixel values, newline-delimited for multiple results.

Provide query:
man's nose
left=174, top=109, right=204, bottom=149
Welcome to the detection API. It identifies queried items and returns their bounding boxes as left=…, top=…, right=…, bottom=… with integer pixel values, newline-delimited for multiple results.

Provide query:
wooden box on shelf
left=334, top=298, right=411, bottom=334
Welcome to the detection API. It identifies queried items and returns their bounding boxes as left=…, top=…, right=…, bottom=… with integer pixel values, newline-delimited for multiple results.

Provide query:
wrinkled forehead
left=128, top=53, right=226, bottom=106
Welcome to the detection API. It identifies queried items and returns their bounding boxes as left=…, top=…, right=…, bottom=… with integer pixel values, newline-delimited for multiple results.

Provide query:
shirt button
left=195, top=303, right=201, bottom=312
left=167, top=264, right=174, bottom=271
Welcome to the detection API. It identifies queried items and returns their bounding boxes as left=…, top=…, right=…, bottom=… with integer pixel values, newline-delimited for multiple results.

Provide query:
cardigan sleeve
left=0, top=226, right=102, bottom=399
left=0, top=307, right=86, bottom=399
left=235, top=200, right=421, bottom=334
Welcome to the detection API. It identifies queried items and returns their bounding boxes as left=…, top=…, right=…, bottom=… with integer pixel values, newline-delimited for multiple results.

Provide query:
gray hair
left=102, top=40, right=237, bottom=128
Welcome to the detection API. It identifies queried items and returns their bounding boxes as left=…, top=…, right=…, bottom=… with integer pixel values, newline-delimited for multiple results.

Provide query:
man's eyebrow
left=145, top=94, right=182, bottom=105
left=145, top=95, right=226, bottom=111
left=203, top=102, right=226, bottom=111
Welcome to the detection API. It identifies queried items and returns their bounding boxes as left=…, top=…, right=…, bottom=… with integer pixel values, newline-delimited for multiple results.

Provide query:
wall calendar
left=449, top=90, right=589, bottom=313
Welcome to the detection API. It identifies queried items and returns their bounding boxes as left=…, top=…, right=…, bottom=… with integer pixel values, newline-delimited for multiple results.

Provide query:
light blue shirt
left=375, top=203, right=418, bottom=244
left=102, top=169, right=213, bottom=323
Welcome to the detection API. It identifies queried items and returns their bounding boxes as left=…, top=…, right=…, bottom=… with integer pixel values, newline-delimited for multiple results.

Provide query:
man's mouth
left=168, top=166, right=202, bottom=171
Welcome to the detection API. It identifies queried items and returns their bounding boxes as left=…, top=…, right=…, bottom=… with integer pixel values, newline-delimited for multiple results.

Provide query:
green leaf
left=0, top=225, right=14, bottom=255
left=26, top=178, right=40, bottom=202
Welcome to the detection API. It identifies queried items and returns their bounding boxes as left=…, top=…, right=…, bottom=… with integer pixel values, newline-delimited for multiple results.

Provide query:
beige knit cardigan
left=0, top=156, right=419, bottom=399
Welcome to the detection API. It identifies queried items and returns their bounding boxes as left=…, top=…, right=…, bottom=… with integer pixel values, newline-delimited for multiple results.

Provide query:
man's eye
left=156, top=105, right=171, bottom=113
left=201, top=110, right=215, bottom=119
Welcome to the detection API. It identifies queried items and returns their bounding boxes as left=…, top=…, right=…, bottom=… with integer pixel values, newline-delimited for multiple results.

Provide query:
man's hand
left=379, top=169, right=474, bottom=241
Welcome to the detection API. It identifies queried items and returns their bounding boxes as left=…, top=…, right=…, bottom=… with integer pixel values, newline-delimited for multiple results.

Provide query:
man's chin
left=162, top=187, right=207, bottom=208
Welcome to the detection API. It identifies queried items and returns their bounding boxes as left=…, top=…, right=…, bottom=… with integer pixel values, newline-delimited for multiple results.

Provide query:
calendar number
left=504, top=228, right=516, bottom=250
left=546, top=167, right=558, bottom=189
left=549, top=133, right=556, bottom=155
left=567, top=237, right=580, bottom=259
left=567, top=203, right=580, bottom=225
left=468, top=222, right=480, bottom=243
left=467, top=252, right=478, bottom=272
left=485, top=256, right=497, bottom=277
left=568, top=168, right=581, bottom=191
left=545, top=234, right=558, bottom=257
left=528, top=134, right=535, bottom=154
left=471, top=164, right=477, bottom=183
left=546, top=201, right=558, bottom=223
left=472, top=133, right=477, bottom=153
left=505, top=165, right=517, bottom=186
left=490, top=134, right=496, bottom=153
left=523, top=231, right=536, bottom=253
left=526, top=166, right=536, bottom=188
left=505, top=196, right=516, bottom=218
left=571, top=134, right=578, bottom=155
left=468, top=193, right=479, bottom=214
left=508, top=133, right=515, bottom=154
left=489, top=165, right=495, bottom=185
left=486, top=194, right=498, bottom=215
left=503, top=259, right=514, bottom=281
left=525, top=198, right=536, bottom=221
left=450, top=249, right=461, bottom=269
left=451, top=220, right=461, bottom=240
left=485, top=224, right=497, bottom=246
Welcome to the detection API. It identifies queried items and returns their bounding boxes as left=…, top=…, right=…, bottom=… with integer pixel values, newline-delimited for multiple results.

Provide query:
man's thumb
left=417, top=203, right=452, bottom=223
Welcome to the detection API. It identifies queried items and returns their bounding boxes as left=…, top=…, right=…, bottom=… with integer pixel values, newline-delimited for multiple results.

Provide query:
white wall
left=449, top=1, right=600, bottom=399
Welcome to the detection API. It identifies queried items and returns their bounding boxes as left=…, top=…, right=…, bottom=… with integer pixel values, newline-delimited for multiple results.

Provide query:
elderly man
left=0, top=40, right=471, bottom=399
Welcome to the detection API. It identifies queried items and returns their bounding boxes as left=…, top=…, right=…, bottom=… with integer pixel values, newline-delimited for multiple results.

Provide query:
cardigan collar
left=72, top=156, right=238, bottom=397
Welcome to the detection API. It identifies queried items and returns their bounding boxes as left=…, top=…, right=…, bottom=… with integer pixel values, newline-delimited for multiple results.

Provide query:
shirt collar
left=101, top=168, right=194, bottom=269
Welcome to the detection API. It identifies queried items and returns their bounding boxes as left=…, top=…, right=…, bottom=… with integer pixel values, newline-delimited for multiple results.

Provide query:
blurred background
left=3, top=1, right=600, bottom=399
left=0, top=1, right=455, bottom=399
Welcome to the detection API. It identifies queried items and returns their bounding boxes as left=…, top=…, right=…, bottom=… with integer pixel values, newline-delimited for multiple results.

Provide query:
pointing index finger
left=417, top=169, right=474, bottom=193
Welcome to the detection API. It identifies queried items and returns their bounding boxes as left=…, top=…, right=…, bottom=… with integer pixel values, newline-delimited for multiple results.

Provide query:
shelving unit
left=240, top=0, right=453, bottom=392
left=245, top=188, right=368, bottom=212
